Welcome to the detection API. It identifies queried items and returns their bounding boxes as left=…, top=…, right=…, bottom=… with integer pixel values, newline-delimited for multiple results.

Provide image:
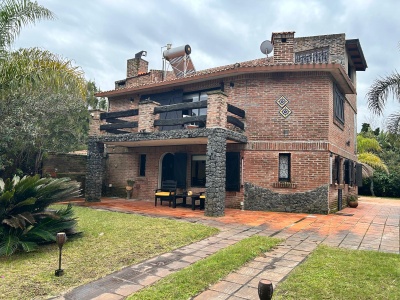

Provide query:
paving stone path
left=55, top=198, right=399, bottom=300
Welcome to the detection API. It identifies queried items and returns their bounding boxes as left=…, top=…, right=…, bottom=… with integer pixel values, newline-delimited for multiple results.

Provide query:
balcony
left=98, top=92, right=245, bottom=136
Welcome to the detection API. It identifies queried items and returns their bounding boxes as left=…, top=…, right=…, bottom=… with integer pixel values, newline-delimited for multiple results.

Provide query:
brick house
left=86, top=31, right=367, bottom=216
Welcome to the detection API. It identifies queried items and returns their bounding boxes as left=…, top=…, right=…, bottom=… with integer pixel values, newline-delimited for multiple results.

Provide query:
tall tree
left=367, top=43, right=400, bottom=134
left=357, top=126, right=389, bottom=196
left=0, top=0, right=88, bottom=177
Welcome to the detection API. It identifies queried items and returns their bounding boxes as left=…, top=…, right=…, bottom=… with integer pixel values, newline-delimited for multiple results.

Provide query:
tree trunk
left=34, top=149, right=43, bottom=175
left=370, top=178, right=375, bottom=197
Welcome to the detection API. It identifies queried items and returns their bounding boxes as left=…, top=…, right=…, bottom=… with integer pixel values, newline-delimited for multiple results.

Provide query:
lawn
left=0, top=205, right=218, bottom=300
left=128, top=235, right=281, bottom=300
left=274, top=245, right=400, bottom=300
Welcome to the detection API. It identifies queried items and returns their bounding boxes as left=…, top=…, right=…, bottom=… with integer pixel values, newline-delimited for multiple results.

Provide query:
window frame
left=278, top=153, right=291, bottom=182
left=333, top=84, right=345, bottom=124
left=139, top=154, right=146, bottom=177
left=191, top=154, right=206, bottom=187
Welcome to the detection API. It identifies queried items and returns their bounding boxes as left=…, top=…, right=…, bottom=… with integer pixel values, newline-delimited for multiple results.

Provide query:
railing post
left=206, top=91, right=228, bottom=128
left=89, top=109, right=105, bottom=136
left=138, top=99, right=159, bottom=132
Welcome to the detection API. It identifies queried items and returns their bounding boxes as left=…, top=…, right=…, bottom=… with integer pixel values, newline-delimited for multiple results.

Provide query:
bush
left=0, top=175, right=81, bottom=256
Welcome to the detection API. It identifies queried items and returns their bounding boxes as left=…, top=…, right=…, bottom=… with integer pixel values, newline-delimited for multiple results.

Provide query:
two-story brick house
left=86, top=31, right=367, bottom=216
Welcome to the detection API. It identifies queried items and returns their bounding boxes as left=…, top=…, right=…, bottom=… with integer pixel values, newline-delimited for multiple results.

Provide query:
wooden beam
left=100, top=122, right=138, bottom=130
left=227, top=115, right=244, bottom=130
left=154, top=100, right=207, bottom=114
left=105, top=118, right=129, bottom=124
left=104, top=129, right=131, bottom=134
left=100, top=109, right=138, bottom=120
left=154, top=115, right=206, bottom=126
left=227, top=104, right=245, bottom=118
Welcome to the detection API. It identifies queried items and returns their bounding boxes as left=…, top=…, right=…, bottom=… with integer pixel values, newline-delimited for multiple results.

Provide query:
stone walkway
left=55, top=197, right=400, bottom=299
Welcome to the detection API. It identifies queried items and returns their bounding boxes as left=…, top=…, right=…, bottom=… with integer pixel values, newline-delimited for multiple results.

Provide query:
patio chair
left=155, top=180, right=177, bottom=207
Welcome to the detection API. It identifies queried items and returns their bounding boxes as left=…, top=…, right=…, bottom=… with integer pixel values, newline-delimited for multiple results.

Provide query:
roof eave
left=96, top=63, right=356, bottom=97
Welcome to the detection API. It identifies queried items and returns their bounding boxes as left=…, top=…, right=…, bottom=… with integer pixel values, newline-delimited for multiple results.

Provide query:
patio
left=71, top=196, right=400, bottom=253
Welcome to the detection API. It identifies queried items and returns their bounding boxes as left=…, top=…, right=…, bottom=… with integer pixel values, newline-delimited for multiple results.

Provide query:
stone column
left=206, top=91, right=228, bottom=128
left=85, top=138, right=104, bottom=202
left=138, top=100, right=159, bottom=132
left=205, top=128, right=227, bottom=217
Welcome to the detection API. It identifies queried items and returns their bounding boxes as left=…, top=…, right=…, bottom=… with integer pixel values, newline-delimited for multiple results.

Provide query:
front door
left=160, top=153, right=187, bottom=188
left=162, top=153, right=174, bottom=182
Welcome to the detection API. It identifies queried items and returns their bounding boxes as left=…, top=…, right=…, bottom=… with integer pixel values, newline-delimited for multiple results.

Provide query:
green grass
left=128, top=235, right=281, bottom=300
left=0, top=205, right=218, bottom=300
left=274, top=245, right=400, bottom=300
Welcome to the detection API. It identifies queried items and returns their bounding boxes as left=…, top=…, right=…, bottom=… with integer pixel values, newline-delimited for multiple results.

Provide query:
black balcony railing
left=100, top=109, right=138, bottom=134
left=99, top=101, right=246, bottom=134
left=295, top=47, right=329, bottom=64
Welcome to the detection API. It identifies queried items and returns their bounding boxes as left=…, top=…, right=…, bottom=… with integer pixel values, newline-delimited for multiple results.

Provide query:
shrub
left=0, top=175, right=81, bottom=256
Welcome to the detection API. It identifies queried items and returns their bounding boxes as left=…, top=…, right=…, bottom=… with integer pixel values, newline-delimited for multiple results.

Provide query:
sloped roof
left=97, top=56, right=355, bottom=97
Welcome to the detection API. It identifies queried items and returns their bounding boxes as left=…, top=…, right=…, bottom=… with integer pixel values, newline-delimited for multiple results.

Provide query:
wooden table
left=174, top=194, right=204, bottom=210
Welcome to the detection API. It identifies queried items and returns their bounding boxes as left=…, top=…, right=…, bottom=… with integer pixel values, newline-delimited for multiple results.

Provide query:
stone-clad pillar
left=85, top=138, right=104, bottom=202
left=205, top=128, right=227, bottom=217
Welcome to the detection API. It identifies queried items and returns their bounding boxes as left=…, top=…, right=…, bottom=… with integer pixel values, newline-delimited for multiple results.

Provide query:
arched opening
left=161, top=153, right=175, bottom=182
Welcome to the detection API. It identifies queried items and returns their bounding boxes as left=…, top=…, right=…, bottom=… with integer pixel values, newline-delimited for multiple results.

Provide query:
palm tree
left=0, top=0, right=87, bottom=175
left=357, top=134, right=388, bottom=196
left=367, top=43, right=400, bottom=134
left=0, top=0, right=53, bottom=54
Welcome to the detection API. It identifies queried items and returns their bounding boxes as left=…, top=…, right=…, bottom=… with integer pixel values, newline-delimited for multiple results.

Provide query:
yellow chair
left=154, top=180, right=177, bottom=207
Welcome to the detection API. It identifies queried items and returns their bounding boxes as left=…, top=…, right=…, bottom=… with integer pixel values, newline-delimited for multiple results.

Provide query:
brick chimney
left=271, top=32, right=295, bottom=64
left=127, top=51, right=148, bottom=78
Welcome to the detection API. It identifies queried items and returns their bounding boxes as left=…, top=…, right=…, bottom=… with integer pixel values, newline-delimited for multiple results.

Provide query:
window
left=279, top=153, right=291, bottom=182
left=183, top=92, right=208, bottom=124
left=191, top=155, right=206, bottom=187
left=139, top=154, right=146, bottom=176
left=226, top=152, right=240, bottom=191
left=334, top=84, right=345, bottom=124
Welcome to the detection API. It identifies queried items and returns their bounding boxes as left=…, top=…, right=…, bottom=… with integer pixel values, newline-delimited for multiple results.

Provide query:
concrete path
left=55, top=197, right=399, bottom=299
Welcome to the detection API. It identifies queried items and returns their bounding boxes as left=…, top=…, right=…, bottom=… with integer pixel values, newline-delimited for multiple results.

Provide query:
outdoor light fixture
left=55, top=232, right=67, bottom=276
left=258, top=279, right=273, bottom=300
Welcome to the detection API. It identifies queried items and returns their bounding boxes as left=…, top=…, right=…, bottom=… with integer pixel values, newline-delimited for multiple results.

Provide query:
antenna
left=260, top=40, right=274, bottom=56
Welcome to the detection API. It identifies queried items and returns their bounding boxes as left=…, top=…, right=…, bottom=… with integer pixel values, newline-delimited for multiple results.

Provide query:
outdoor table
left=174, top=193, right=204, bottom=210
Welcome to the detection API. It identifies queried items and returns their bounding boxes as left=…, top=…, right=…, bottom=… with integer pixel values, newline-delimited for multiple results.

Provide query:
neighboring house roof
left=97, top=56, right=355, bottom=97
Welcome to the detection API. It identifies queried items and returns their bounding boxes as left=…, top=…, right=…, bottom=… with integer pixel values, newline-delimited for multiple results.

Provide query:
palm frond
left=0, top=0, right=54, bottom=50
left=367, top=71, right=400, bottom=114
left=358, top=152, right=389, bottom=174
left=386, top=111, right=400, bottom=134
left=357, top=135, right=382, bottom=153
left=0, top=48, right=86, bottom=99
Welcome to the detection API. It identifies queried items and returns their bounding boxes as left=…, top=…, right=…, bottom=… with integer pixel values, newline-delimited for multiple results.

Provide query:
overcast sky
left=14, top=0, right=400, bottom=131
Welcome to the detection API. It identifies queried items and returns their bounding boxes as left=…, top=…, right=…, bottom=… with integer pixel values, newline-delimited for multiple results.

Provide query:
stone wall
left=244, top=182, right=329, bottom=214
left=42, top=152, right=87, bottom=191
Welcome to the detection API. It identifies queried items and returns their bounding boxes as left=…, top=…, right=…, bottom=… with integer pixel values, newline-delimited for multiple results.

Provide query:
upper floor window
left=183, top=91, right=208, bottom=117
left=334, top=84, right=345, bottom=124
left=279, top=153, right=291, bottom=182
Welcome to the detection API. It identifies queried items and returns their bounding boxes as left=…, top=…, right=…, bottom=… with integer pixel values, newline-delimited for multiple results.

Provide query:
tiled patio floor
left=57, top=197, right=399, bottom=299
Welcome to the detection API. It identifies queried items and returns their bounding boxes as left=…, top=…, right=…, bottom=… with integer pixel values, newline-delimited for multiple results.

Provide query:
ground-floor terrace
left=61, top=196, right=399, bottom=299
left=86, top=128, right=358, bottom=216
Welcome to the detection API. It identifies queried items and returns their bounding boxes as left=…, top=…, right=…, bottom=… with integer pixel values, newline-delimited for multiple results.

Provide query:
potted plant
left=126, top=179, right=135, bottom=199
left=347, top=194, right=359, bottom=208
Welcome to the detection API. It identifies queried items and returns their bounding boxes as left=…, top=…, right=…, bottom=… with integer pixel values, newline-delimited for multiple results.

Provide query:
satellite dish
left=260, top=40, right=273, bottom=55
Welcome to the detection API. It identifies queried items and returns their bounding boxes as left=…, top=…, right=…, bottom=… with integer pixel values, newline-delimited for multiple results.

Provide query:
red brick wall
left=102, top=67, right=357, bottom=212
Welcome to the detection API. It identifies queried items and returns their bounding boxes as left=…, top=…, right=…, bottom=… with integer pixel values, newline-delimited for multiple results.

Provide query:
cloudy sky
left=14, top=0, right=400, bottom=131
